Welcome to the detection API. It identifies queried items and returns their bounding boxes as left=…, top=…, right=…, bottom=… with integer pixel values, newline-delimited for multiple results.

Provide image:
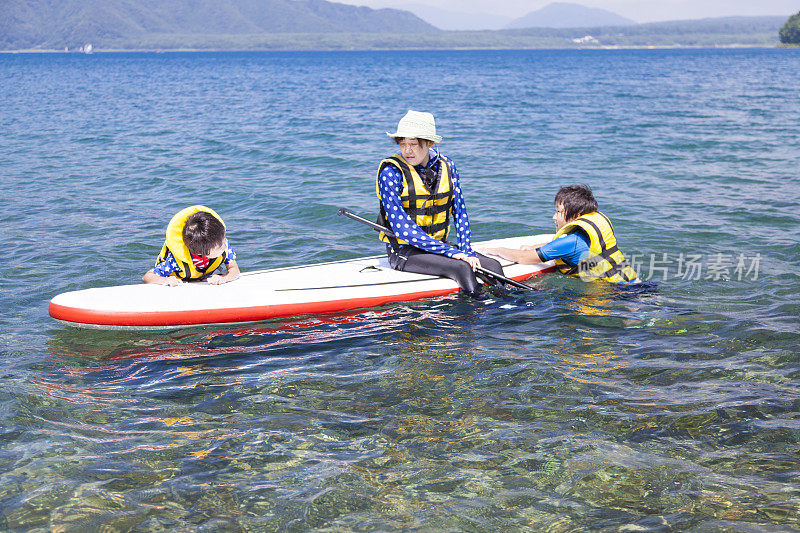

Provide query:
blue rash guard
left=538, top=230, right=640, bottom=283
left=377, top=147, right=476, bottom=258
left=536, top=230, right=591, bottom=267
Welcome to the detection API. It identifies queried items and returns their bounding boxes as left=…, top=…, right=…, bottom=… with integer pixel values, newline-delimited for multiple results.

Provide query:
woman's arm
left=446, top=158, right=476, bottom=257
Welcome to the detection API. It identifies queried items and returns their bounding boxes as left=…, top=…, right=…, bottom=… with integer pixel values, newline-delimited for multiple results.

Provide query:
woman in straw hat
left=375, top=110, right=505, bottom=297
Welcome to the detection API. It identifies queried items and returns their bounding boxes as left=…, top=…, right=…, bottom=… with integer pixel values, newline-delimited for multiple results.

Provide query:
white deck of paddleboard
left=50, top=235, right=555, bottom=329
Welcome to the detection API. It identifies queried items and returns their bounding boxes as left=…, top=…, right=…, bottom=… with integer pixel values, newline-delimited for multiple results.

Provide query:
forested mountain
left=0, top=0, right=786, bottom=51
left=414, top=16, right=785, bottom=49
left=507, top=3, right=636, bottom=29
left=0, top=0, right=436, bottom=50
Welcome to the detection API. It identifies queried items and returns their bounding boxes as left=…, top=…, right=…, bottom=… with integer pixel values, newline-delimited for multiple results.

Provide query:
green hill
left=0, top=1, right=786, bottom=52
left=398, top=16, right=786, bottom=49
left=0, top=0, right=437, bottom=50
left=495, top=16, right=786, bottom=47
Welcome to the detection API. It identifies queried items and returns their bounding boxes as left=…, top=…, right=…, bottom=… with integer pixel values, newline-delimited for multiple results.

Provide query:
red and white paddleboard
left=49, top=235, right=556, bottom=330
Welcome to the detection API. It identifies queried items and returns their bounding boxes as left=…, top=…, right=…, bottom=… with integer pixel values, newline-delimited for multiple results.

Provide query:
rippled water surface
left=2, top=49, right=799, bottom=531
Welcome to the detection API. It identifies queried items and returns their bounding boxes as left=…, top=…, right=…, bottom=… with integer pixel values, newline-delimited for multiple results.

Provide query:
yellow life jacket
left=156, top=205, right=227, bottom=281
left=375, top=155, right=454, bottom=247
left=552, top=211, right=638, bottom=283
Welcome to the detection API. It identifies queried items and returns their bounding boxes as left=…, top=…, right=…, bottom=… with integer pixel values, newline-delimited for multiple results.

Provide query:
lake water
left=1, top=48, right=799, bottom=530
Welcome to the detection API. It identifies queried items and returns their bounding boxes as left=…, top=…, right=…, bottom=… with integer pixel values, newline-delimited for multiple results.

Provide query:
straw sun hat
left=386, top=110, right=442, bottom=143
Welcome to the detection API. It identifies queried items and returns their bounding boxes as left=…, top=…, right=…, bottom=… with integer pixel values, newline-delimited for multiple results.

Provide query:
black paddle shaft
left=337, top=208, right=533, bottom=291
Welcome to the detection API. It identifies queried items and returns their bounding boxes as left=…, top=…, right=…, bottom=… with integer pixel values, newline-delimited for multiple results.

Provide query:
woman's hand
left=453, top=253, right=480, bottom=271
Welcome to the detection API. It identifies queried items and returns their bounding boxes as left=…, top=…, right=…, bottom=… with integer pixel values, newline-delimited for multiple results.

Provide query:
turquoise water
left=2, top=49, right=800, bottom=530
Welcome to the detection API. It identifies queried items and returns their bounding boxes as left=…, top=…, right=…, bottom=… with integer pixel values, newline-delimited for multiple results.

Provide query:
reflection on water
left=1, top=286, right=794, bottom=530
left=3, top=47, right=800, bottom=531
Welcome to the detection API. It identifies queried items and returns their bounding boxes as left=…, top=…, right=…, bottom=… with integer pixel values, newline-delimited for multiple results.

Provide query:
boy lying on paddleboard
left=483, top=185, right=639, bottom=283
left=142, top=205, right=241, bottom=286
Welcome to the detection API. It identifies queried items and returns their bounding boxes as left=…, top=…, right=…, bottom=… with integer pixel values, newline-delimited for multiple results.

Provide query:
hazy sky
left=336, top=0, right=798, bottom=24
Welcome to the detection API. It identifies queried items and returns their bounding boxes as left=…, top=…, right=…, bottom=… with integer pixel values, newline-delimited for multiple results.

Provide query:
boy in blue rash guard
left=376, top=110, right=505, bottom=297
left=484, top=185, right=639, bottom=283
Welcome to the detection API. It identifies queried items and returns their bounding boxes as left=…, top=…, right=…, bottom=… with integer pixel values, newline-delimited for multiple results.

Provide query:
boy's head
left=183, top=211, right=226, bottom=257
left=554, top=185, right=598, bottom=229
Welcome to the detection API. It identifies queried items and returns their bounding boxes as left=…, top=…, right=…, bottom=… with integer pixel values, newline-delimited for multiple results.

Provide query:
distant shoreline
left=3, top=14, right=786, bottom=53
left=0, top=44, right=786, bottom=54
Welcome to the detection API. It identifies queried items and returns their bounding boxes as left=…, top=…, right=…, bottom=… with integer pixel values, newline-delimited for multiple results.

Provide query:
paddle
left=337, top=208, right=534, bottom=291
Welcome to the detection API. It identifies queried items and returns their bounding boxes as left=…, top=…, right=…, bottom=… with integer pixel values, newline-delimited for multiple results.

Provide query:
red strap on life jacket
left=191, top=254, right=211, bottom=270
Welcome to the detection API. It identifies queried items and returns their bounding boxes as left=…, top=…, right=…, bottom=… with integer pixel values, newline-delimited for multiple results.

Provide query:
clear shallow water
left=1, top=49, right=799, bottom=530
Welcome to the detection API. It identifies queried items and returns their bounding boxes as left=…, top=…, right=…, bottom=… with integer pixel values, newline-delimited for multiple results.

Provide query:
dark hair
left=182, top=211, right=226, bottom=256
left=555, top=185, right=598, bottom=221
left=393, top=137, right=433, bottom=147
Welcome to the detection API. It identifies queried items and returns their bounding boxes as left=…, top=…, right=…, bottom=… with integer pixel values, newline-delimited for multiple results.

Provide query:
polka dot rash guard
left=378, top=149, right=475, bottom=258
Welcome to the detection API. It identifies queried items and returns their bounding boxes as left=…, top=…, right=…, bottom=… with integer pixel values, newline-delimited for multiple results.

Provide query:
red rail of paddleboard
left=49, top=269, right=553, bottom=328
